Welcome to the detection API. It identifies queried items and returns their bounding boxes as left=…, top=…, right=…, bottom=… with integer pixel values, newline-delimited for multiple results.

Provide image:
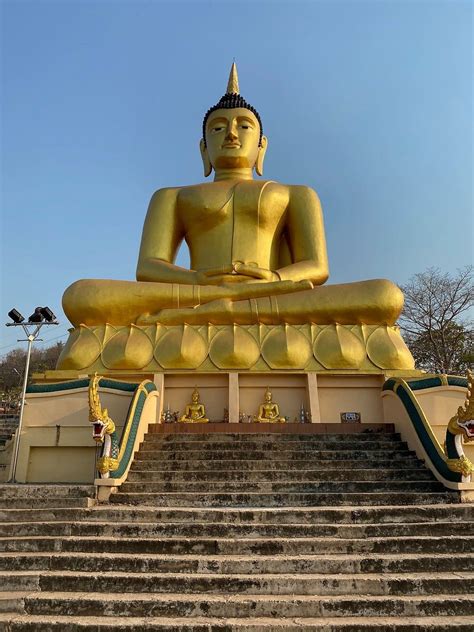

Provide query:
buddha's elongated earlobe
left=255, top=135, right=268, bottom=176
left=200, top=139, right=212, bottom=177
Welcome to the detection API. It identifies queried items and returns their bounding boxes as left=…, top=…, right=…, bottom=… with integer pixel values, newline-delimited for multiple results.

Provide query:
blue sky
left=1, top=0, right=472, bottom=353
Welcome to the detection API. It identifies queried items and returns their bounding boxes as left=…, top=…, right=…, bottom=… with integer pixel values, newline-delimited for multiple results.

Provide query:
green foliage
left=399, top=267, right=473, bottom=374
left=0, top=342, right=64, bottom=410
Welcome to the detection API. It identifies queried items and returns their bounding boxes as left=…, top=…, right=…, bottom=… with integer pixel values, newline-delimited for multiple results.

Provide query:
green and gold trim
left=111, top=380, right=156, bottom=479
left=382, top=377, right=466, bottom=483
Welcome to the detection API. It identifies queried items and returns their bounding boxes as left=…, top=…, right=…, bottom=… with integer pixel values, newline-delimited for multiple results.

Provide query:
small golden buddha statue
left=255, top=387, right=285, bottom=423
left=62, top=63, right=403, bottom=330
left=179, top=388, right=209, bottom=423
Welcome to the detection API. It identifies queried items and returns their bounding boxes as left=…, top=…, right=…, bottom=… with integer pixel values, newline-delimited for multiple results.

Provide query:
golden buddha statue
left=255, top=388, right=285, bottom=423
left=179, top=388, right=209, bottom=423
left=57, top=63, right=414, bottom=373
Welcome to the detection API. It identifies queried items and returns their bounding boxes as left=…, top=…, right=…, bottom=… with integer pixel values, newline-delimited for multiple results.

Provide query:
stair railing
left=88, top=375, right=159, bottom=482
left=382, top=375, right=473, bottom=486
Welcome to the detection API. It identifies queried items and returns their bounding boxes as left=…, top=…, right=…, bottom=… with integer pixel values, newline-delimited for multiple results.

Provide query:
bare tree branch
left=399, top=266, right=473, bottom=374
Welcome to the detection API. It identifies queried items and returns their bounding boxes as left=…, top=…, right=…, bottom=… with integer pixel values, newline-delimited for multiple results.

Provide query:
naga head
left=448, top=370, right=474, bottom=441
left=91, top=419, right=108, bottom=443
left=88, top=373, right=116, bottom=443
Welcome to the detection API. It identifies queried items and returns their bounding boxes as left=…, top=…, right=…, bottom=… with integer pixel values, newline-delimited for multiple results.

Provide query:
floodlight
left=5, top=304, right=59, bottom=482
left=28, top=307, right=44, bottom=323
left=40, top=307, right=56, bottom=322
left=8, top=309, right=25, bottom=324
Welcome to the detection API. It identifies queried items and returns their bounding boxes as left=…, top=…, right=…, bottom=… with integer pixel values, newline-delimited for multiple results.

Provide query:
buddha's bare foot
left=153, top=298, right=234, bottom=326
left=135, top=280, right=313, bottom=325
left=135, top=313, right=159, bottom=325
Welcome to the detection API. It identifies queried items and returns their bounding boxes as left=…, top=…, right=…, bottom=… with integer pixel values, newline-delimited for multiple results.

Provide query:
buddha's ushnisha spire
left=202, top=62, right=263, bottom=146
left=226, top=62, right=239, bottom=94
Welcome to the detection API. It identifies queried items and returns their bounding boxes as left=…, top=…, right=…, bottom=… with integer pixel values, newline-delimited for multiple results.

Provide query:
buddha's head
left=192, top=388, right=200, bottom=403
left=265, top=387, right=272, bottom=403
left=200, top=63, right=268, bottom=177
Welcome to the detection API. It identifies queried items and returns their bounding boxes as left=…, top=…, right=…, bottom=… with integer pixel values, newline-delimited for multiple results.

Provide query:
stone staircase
left=0, top=415, right=19, bottom=482
left=0, top=429, right=473, bottom=630
left=0, top=415, right=19, bottom=450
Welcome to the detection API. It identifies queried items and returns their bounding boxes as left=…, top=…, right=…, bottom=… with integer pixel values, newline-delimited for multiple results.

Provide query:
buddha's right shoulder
left=149, top=184, right=203, bottom=202
left=149, top=186, right=181, bottom=201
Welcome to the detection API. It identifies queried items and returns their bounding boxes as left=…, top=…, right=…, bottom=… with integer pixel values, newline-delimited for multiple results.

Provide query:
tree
left=399, top=266, right=473, bottom=374
left=0, top=342, right=65, bottom=411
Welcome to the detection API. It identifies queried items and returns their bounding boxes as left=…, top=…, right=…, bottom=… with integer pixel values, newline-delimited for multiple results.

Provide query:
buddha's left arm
left=277, top=186, right=329, bottom=285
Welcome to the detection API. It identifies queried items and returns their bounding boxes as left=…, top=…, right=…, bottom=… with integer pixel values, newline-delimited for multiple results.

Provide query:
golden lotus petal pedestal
left=56, top=322, right=415, bottom=374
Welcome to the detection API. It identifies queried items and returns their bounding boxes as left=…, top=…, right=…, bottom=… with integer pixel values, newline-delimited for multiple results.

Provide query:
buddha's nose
left=225, top=120, right=238, bottom=140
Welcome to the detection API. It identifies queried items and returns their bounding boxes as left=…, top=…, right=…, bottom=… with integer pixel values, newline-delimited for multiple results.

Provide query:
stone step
left=2, top=535, right=471, bottom=555
left=0, top=498, right=95, bottom=510
left=1, top=519, right=471, bottom=540
left=118, top=481, right=445, bottom=494
left=6, top=591, right=473, bottom=618
left=145, top=431, right=401, bottom=441
left=126, top=467, right=435, bottom=482
left=3, top=570, right=473, bottom=596
left=130, top=457, right=425, bottom=472
left=143, top=439, right=409, bottom=451
left=1, top=551, right=473, bottom=575
left=1, top=503, right=470, bottom=524
left=1, top=613, right=473, bottom=631
left=0, top=485, right=95, bottom=501
left=110, top=491, right=459, bottom=507
left=135, top=449, right=417, bottom=461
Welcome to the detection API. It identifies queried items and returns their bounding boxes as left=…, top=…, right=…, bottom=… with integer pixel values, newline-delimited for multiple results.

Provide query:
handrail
left=382, top=376, right=469, bottom=484
left=88, top=376, right=158, bottom=479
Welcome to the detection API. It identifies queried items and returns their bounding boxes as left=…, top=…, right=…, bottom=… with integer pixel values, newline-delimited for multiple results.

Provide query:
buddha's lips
left=222, top=143, right=241, bottom=148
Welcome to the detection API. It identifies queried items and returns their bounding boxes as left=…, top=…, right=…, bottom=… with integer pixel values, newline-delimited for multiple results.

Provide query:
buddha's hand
left=195, top=265, right=235, bottom=284
left=232, top=262, right=280, bottom=282
left=195, top=264, right=281, bottom=285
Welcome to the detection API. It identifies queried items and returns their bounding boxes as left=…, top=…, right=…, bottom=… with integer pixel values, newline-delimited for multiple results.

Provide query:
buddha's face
left=192, top=392, right=199, bottom=403
left=265, top=391, right=272, bottom=403
left=202, top=108, right=266, bottom=172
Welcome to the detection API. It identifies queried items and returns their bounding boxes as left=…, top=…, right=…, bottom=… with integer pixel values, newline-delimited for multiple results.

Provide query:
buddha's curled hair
left=202, top=93, right=263, bottom=147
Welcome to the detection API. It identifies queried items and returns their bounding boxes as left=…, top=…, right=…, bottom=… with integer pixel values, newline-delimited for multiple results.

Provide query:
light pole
left=5, top=307, right=59, bottom=483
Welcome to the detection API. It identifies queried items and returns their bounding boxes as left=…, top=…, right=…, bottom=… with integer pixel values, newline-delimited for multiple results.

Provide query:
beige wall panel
left=23, top=389, right=132, bottom=428
left=318, top=384, right=384, bottom=424
left=415, top=388, right=466, bottom=424
left=26, top=447, right=96, bottom=483
left=317, top=375, right=384, bottom=389
left=318, top=389, right=382, bottom=424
